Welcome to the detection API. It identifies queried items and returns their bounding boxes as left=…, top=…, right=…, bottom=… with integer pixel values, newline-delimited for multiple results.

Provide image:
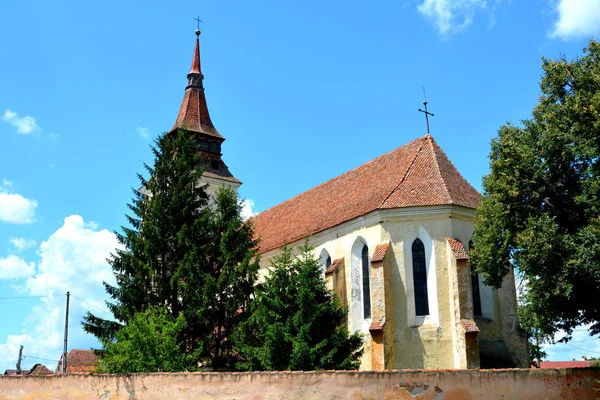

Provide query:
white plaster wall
left=257, top=206, right=480, bottom=370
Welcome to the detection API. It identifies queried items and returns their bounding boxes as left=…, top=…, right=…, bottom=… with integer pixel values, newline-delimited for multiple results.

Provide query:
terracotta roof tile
left=171, top=34, right=223, bottom=140
left=381, top=136, right=480, bottom=209
left=60, top=349, right=98, bottom=374
left=369, top=319, right=385, bottom=331
left=325, top=258, right=343, bottom=274
left=447, top=238, right=469, bottom=261
left=27, top=364, right=53, bottom=375
left=253, top=135, right=480, bottom=253
left=371, top=242, right=390, bottom=263
left=538, top=361, right=592, bottom=369
left=460, top=319, right=480, bottom=333
left=172, top=88, right=222, bottom=139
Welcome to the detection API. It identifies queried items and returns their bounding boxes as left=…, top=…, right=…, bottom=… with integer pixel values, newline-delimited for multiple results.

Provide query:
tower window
left=412, top=238, right=429, bottom=316
left=210, top=159, right=220, bottom=170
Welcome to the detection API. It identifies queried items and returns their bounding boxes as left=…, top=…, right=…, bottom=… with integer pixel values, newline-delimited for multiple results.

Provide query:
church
left=170, top=29, right=529, bottom=371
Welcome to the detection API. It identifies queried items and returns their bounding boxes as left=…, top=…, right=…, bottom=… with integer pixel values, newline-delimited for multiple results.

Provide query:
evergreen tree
left=233, top=243, right=363, bottom=371
left=83, top=130, right=260, bottom=369
left=471, top=40, right=600, bottom=341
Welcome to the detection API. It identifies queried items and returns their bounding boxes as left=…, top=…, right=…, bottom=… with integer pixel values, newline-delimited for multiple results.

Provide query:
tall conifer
left=233, top=243, right=363, bottom=371
left=83, top=130, right=259, bottom=369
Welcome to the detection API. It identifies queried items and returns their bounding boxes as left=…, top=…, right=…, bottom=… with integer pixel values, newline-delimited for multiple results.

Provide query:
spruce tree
left=83, top=130, right=260, bottom=369
left=233, top=243, right=363, bottom=371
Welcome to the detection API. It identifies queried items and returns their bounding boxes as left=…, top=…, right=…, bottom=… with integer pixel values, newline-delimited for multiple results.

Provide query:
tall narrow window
left=412, top=238, right=429, bottom=316
left=361, top=244, right=371, bottom=319
left=320, top=249, right=331, bottom=277
left=469, top=241, right=482, bottom=317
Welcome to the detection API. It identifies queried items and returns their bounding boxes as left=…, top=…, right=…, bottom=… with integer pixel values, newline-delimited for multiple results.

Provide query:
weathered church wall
left=257, top=205, right=529, bottom=371
left=1, top=369, right=599, bottom=399
left=383, top=209, right=458, bottom=370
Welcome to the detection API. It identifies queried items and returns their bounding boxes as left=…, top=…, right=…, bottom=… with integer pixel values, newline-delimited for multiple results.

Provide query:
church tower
left=170, top=28, right=241, bottom=195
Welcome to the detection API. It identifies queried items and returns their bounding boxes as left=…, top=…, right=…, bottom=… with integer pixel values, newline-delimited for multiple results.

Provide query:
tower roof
left=170, top=31, right=223, bottom=139
left=252, top=135, right=481, bottom=253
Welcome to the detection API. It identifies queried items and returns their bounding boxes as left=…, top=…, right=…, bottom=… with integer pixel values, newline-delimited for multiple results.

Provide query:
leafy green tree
left=471, top=40, right=600, bottom=342
left=83, top=130, right=260, bottom=369
left=233, top=243, right=363, bottom=371
left=99, top=307, right=199, bottom=373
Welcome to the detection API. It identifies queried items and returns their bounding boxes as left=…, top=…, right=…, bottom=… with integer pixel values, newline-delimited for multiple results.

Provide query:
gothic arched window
left=469, top=240, right=482, bottom=317
left=412, top=238, right=429, bottom=316
left=319, top=249, right=332, bottom=277
left=361, top=244, right=371, bottom=319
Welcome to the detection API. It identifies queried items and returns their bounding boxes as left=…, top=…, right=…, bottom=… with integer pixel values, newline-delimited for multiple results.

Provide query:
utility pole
left=62, top=291, right=70, bottom=374
left=16, top=345, right=23, bottom=374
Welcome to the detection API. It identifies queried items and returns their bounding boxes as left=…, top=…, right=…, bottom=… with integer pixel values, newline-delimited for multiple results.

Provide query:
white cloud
left=0, top=215, right=121, bottom=370
left=0, top=193, right=37, bottom=224
left=0, top=255, right=35, bottom=280
left=241, top=198, right=257, bottom=220
left=25, top=215, right=119, bottom=295
left=2, top=110, right=40, bottom=135
left=1, top=180, right=14, bottom=191
left=549, top=0, right=600, bottom=40
left=418, top=0, right=487, bottom=35
left=0, top=181, right=37, bottom=224
left=9, top=238, right=37, bottom=252
left=136, top=126, right=151, bottom=139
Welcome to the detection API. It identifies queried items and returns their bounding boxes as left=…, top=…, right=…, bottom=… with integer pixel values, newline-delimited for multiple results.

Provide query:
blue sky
left=1, top=0, right=599, bottom=370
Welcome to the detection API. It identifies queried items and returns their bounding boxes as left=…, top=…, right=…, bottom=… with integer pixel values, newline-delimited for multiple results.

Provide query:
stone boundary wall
left=1, top=368, right=599, bottom=399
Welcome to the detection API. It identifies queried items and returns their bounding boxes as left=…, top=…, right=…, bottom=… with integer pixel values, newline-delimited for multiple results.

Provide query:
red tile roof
left=171, top=34, right=222, bottom=139
left=447, top=238, right=469, bottom=261
left=253, top=135, right=480, bottom=253
left=27, top=364, right=53, bottom=375
left=371, top=242, right=390, bottom=263
left=57, top=349, right=98, bottom=374
left=537, top=361, right=593, bottom=369
left=325, top=258, right=343, bottom=274
left=460, top=319, right=480, bottom=333
left=369, top=319, right=385, bottom=331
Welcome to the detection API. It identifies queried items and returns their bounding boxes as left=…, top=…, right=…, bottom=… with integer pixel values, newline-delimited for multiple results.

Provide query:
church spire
left=170, top=27, right=221, bottom=139
left=170, top=25, right=241, bottom=188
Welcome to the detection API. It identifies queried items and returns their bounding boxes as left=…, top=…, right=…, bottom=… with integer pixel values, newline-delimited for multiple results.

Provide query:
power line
left=71, top=295, right=113, bottom=317
left=0, top=294, right=65, bottom=300
left=561, top=342, right=600, bottom=355
left=22, top=355, right=57, bottom=363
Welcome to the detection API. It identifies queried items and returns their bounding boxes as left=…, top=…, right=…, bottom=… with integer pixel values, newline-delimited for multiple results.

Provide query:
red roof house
left=56, top=349, right=98, bottom=374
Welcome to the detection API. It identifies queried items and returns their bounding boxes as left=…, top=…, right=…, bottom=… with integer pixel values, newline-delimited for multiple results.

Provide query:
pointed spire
left=170, top=28, right=222, bottom=139
left=190, top=29, right=202, bottom=76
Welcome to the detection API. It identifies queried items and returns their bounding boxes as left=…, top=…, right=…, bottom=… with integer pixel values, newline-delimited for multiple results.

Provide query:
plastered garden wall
left=1, top=368, right=599, bottom=400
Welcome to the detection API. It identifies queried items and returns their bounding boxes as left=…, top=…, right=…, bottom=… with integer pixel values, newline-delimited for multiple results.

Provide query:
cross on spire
left=195, top=16, right=203, bottom=36
left=418, top=88, right=434, bottom=135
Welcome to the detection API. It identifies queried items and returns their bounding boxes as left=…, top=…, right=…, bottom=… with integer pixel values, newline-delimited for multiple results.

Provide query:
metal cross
left=418, top=88, right=434, bottom=135
left=194, top=16, right=203, bottom=34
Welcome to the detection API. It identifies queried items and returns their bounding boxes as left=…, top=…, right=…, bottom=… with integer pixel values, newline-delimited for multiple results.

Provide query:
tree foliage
left=99, top=307, right=199, bottom=373
left=233, top=243, right=363, bottom=371
left=83, top=130, right=260, bottom=370
left=471, top=40, right=600, bottom=340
